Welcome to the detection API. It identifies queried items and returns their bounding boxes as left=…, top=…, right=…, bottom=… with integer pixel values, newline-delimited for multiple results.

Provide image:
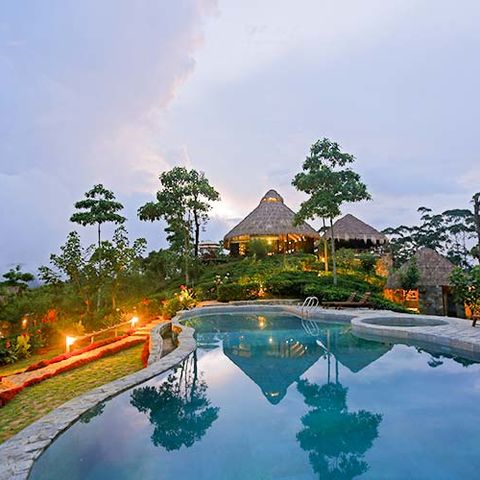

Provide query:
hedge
left=217, top=282, right=259, bottom=302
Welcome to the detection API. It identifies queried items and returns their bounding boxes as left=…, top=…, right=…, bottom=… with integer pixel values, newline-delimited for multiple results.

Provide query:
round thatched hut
left=323, top=214, right=387, bottom=250
left=385, top=247, right=461, bottom=316
left=223, top=189, right=320, bottom=255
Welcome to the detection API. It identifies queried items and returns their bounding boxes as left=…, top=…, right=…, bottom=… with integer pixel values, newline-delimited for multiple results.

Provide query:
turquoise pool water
left=30, top=314, right=480, bottom=479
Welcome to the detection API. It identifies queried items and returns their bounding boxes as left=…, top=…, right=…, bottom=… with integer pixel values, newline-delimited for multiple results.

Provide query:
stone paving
left=350, top=311, right=480, bottom=357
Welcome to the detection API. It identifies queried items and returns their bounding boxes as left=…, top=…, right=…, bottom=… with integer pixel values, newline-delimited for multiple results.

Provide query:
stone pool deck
left=2, top=303, right=480, bottom=480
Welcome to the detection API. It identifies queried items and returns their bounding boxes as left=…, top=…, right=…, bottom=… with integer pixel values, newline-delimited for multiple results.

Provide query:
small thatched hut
left=385, top=247, right=461, bottom=316
left=223, top=189, right=320, bottom=255
left=323, top=214, right=387, bottom=250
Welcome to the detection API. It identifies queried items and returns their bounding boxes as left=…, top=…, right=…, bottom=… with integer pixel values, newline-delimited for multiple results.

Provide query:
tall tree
left=138, top=167, right=220, bottom=261
left=39, top=231, right=97, bottom=314
left=93, top=226, right=146, bottom=310
left=292, top=138, right=371, bottom=285
left=384, top=205, right=476, bottom=268
left=1, top=265, right=34, bottom=292
left=70, top=184, right=126, bottom=247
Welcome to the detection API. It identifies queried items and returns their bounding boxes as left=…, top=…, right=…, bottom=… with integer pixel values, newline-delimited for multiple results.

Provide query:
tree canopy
left=70, top=184, right=126, bottom=246
left=384, top=206, right=476, bottom=268
left=138, top=167, right=219, bottom=258
left=292, top=138, right=371, bottom=284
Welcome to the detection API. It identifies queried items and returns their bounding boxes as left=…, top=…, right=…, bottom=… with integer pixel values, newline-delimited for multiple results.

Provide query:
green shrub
left=247, top=239, right=270, bottom=259
left=335, top=248, right=357, bottom=270
left=0, top=337, right=18, bottom=365
left=302, top=284, right=353, bottom=302
left=15, top=334, right=31, bottom=359
left=217, top=282, right=259, bottom=302
left=358, top=253, right=377, bottom=274
left=264, top=271, right=317, bottom=297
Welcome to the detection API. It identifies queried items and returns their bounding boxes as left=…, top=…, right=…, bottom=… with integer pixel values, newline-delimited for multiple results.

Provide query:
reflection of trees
left=130, top=352, right=219, bottom=451
left=416, top=347, right=478, bottom=368
left=80, top=402, right=105, bottom=424
left=297, top=380, right=382, bottom=480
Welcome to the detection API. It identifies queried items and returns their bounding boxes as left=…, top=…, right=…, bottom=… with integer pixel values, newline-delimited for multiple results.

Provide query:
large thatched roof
left=224, top=189, right=320, bottom=242
left=323, top=214, right=387, bottom=244
left=386, top=247, right=455, bottom=288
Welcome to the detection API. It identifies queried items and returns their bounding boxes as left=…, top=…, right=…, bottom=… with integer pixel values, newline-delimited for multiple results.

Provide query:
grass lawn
left=0, top=343, right=144, bottom=444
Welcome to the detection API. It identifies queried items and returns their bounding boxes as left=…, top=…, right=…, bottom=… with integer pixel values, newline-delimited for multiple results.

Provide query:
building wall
left=419, top=286, right=445, bottom=316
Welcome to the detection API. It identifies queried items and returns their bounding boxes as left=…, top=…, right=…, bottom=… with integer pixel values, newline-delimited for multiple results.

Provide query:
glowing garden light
left=130, top=316, right=139, bottom=328
left=66, top=336, right=76, bottom=353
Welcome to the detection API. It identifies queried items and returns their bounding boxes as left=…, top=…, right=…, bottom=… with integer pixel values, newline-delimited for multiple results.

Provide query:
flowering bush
left=162, top=286, right=196, bottom=319
left=0, top=334, right=31, bottom=366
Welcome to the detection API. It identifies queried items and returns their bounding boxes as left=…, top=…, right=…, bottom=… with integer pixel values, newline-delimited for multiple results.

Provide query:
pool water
left=30, top=314, right=480, bottom=480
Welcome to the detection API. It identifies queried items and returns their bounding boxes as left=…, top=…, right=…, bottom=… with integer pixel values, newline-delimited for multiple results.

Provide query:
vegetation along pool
left=29, top=313, right=480, bottom=480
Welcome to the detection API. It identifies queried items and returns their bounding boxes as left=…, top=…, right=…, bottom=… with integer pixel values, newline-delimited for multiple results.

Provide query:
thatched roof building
left=323, top=214, right=387, bottom=250
left=385, top=247, right=460, bottom=317
left=224, top=189, right=320, bottom=255
left=386, top=247, right=455, bottom=289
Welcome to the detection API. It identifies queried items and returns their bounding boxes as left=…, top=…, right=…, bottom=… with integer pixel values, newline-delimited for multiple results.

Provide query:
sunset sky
left=1, top=0, right=479, bottom=271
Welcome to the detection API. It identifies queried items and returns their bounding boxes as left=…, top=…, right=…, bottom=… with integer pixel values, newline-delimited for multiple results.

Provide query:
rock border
left=0, top=320, right=195, bottom=480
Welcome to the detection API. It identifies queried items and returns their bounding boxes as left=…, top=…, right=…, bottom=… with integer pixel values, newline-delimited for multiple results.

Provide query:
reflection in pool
left=30, top=314, right=480, bottom=480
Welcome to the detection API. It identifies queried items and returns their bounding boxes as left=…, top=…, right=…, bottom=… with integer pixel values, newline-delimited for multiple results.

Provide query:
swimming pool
left=29, top=313, right=480, bottom=479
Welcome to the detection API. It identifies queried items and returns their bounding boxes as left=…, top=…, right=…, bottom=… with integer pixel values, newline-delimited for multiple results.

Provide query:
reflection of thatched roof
left=223, top=331, right=323, bottom=404
left=321, top=331, right=391, bottom=373
left=224, top=190, right=320, bottom=243
left=386, top=247, right=455, bottom=289
left=323, top=214, right=387, bottom=244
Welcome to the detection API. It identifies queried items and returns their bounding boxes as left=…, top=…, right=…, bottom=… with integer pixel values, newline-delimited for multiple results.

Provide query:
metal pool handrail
left=301, top=296, right=319, bottom=318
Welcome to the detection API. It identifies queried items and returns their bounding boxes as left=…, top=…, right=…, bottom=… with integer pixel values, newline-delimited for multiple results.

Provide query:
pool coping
left=2, top=303, right=480, bottom=479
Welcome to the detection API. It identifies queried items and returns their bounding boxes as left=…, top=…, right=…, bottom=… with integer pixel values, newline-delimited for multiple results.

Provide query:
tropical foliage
left=292, top=138, right=371, bottom=285
left=384, top=195, right=479, bottom=268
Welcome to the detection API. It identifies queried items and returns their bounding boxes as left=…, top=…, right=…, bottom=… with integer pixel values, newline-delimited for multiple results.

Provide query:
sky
left=1, top=0, right=479, bottom=273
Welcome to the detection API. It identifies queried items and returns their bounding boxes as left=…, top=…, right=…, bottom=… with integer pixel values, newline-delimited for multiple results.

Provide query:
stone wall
left=419, top=285, right=445, bottom=316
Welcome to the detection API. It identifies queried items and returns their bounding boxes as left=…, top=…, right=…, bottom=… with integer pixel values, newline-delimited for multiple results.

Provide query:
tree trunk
left=473, top=193, right=480, bottom=263
left=184, top=229, right=190, bottom=286
left=193, top=209, right=200, bottom=258
left=329, top=217, right=338, bottom=286
left=322, top=218, right=329, bottom=272
left=96, top=222, right=102, bottom=309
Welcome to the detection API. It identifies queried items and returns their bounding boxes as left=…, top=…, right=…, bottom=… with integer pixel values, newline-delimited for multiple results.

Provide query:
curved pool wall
left=1, top=303, right=480, bottom=480
left=351, top=312, right=480, bottom=360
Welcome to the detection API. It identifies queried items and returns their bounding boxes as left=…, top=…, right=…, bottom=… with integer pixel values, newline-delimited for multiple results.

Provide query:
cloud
left=0, top=0, right=216, bottom=270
